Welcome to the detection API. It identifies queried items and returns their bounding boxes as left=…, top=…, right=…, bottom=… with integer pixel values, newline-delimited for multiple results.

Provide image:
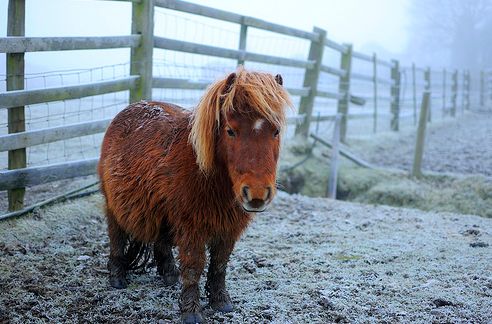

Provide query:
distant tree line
left=408, top=0, right=491, bottom=71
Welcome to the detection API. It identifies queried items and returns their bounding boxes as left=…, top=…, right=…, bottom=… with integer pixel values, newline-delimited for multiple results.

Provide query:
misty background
left=1, top=0, right=491, bottom=82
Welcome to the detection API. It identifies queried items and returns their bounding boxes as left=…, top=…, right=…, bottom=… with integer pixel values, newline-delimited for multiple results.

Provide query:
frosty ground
left=1, top=191, right=491, bottom=323
left=348, top=112, right=492, bottom=177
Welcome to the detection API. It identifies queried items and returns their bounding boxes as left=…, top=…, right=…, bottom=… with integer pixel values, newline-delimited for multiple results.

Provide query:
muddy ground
left=1, top=192, right=491, bottom=323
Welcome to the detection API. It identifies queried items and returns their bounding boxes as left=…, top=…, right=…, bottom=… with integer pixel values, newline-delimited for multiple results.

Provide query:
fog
left=2, top=0, right=489, bottom=80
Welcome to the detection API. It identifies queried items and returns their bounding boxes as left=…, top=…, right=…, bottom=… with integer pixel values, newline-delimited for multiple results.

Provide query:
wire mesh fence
left=0, top=63, right=132, bottom=169
left=1, top=0, right=491, bottom=214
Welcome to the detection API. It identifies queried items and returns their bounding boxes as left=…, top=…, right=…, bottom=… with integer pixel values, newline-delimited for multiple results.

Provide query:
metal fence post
left=424, top=67, right=431, bottom=122
left=237, top=21, right=247, bottom=66
left=489, top=71, right=492, bottom=104
left=390, top=59, right=401, bottom=131
left=130, top=0, right=154, bottom=103
left=295, top=27, right=327, bottom=137
left=480, top=70, right=485, bottom=107
left=372, top=53, right=378, bottom=133
left=336, top=44, right=353, bottom=142
left=7, top=0, right=26, bottom=211
left=465, top=70, right=471, bottom=111
left=461, top=71, right=466, bottom=114
left=327, top=114, right=342, bottom=199
left=412, top=91, right=431, bottom=178
left=412, top=63, right=417, bottom=125
left=442, top=68, right=446, bottom=118
left=451, top=70, right=458, bottom=117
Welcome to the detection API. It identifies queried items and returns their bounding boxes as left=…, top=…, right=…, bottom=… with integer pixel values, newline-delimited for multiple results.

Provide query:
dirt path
left=349, top=112, right=492, bottom=177
left=1, top=192, right=491, bottom=323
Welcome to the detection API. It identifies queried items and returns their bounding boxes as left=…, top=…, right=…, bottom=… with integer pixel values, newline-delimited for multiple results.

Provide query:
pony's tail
left=123, top=237, right=153, bottom=272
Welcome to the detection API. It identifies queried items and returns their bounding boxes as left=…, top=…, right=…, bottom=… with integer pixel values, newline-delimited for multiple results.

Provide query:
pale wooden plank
left=154, top=37, right=314, bottom=68
left=0, top=158, right=99, bottom=191
left=320, top=65, right=347, bottom=78
left=0, top=35, right=141, bottom=53
left=0, top=119, right=112, bottom=152
left=295, top=27, right=327, bottom=136
left=155, top=0, right=317, bottom=41
left=412, top=92, right=430, bottom=178
left=0, top=76, right=138, bottom=108
left=7, top=0, right=26, bottom=211
left=130, top=0, right=154, bottom=102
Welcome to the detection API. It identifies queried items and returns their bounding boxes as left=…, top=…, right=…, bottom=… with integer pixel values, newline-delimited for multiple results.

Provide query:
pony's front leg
left=178, top=241, right=206, bottom=324
left=205, top=238, right=235, bottom=313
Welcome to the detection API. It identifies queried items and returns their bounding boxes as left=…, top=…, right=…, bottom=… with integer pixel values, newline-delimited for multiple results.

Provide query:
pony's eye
left=273, top=129, right=280, bottom=138
left=226, top=128, right=236, bottom=137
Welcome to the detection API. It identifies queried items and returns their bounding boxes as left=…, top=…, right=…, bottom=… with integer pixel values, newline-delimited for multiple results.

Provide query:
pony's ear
left=274, top=74, right=283, bottom=86
left=223, top=72, right=237, bottom=94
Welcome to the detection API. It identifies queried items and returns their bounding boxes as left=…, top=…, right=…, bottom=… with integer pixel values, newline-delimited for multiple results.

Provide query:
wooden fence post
left=372, top=53, right=378, bottom=133
left=336, top=44, right=353, bottom=142
left=130, top=0, right=154, bottom=103
left=390, top=59, right=401, bottom=131
left=295, top=27, right=327, bottom=137
left=237, top=21, right=247, bottom=66
left=412, top=63, right=417, bottom=125
left=412, top=91, right=431, bottom=178
left=327, top=114, right=342, bottom=199
left=424, top=67, right=431, bottom=122
left=442, top=68, right=446, bottom=118
left=451, top=70, right=458, bottom=117
left=7, top=0, right=26, bottom=211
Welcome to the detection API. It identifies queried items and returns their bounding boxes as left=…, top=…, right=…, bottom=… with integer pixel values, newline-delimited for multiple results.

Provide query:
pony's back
left=98, top=101, right=190, bottom=242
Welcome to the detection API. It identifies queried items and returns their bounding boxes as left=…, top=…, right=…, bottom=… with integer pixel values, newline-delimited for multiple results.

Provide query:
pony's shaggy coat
left=98, top=68, right=291, bottom=322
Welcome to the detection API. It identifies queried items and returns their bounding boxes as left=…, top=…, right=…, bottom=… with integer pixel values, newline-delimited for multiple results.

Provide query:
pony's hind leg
left=106, top=209, right=128, bottom=289
left=205, top=238, right=235, bottom=313
left=154, top=228, right=179, bottom=286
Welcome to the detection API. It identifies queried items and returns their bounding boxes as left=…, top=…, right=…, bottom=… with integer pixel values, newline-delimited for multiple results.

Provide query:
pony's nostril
left=242, top=186, right=250, bottom=201
left=265, top=187, right=272, bottom=201
left=249, top=199, right=265, bottom=209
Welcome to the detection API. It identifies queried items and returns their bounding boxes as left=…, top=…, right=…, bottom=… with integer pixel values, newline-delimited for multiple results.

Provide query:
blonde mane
left=189, top=67, right=293, bottom=174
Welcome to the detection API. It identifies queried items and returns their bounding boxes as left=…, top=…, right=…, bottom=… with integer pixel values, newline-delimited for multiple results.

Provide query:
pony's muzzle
left=240, top=185, right=272, bottom=212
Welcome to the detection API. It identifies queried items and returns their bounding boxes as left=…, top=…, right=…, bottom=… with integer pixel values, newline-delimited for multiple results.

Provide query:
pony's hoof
left=181, top=312, right=204, bottom=324
left=109, top=276, right=128, bottom=289
left=210, top=300, right=233, bottom=313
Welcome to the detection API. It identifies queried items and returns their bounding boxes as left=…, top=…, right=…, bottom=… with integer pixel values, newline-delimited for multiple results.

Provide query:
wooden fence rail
left=0, top=76, right=139, bottom=108
left=0, top=36, right=141, bottom=53
left=1, top=0, right=490, bottom=211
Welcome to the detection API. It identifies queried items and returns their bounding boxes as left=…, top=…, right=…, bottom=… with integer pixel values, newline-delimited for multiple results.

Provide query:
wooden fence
left=1, top=0, right=491, bottom=211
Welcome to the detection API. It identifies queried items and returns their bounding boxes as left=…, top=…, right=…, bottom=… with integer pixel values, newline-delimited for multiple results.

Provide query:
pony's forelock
left=189, top=68, right=292, bottom=174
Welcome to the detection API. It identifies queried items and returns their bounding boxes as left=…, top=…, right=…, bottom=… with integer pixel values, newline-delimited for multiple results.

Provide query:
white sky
left=0, top=0, right=411, bottom=74
left=184, top=0, right=410, bottom=53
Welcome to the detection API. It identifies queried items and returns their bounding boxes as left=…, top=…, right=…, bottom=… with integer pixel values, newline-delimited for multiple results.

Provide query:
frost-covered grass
left=337, top=166, right=492, bottom=218
left=278, top=112, right=492, bottom=218
left=1, top=192, right=491, bottom=323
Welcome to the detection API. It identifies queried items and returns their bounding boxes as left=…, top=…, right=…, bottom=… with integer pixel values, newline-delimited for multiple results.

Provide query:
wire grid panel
left=0, top=64, right=132, bottom=169
left=154, top=8, right=240, bottom=50
left=152, top=9, right=312, bottom=129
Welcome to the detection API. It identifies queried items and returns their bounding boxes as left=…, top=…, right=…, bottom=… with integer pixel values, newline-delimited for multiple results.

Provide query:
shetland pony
left=98, top=68, right=291, bottom=323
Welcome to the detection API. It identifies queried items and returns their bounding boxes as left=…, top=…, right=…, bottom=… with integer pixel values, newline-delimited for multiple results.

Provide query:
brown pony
left=98, top=67, right=292, bottom=323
